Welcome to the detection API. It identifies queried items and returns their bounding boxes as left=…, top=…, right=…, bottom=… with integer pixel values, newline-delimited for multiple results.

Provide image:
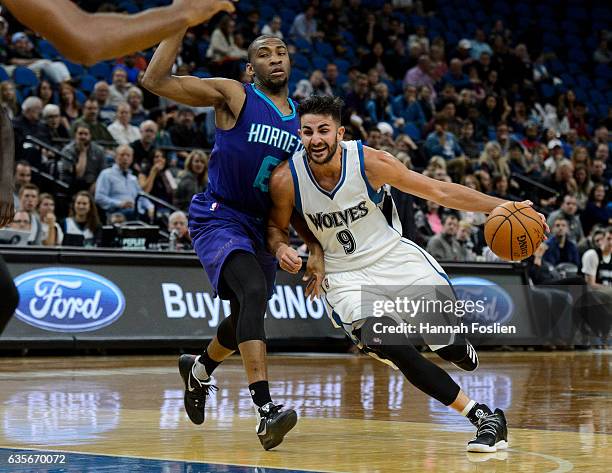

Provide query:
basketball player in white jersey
left=268, top=96, right=548, bottom=453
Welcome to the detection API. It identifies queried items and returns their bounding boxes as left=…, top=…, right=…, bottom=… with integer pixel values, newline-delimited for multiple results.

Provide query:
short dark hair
left=247, top=35, right=287, bottom=62
left=297, top=95, right=344, bottom=125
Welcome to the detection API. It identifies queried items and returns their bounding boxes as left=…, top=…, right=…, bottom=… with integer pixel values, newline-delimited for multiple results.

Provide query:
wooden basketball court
left=0, top=351, right=609, bottom=472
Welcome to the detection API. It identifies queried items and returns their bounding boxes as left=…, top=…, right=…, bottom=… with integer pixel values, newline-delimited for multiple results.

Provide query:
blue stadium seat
left=547, top=59, right=565, bottom=75
left=0, top=67, right=9, bottom=82
left=540, top=83, right=555, bottom=99
left=595, top=78, right=608, bottom=92
left=597, top=104, right=608, bottom=118
left=38, top=40, right=59, bottom=60
left=574, top=88, right=588, bottom=103
left=292, top=38, right=311, bottom=54
left=335, top=58, right=350, bottom=74
left=569, top=49, right=588, bottom=65
left=192, top=70, right=211, bottom=79
left=64, top=61, right=85, bottom=77
left=13, top=67, right=38, bottom=88
left=312, top=56, right=328, bottom=71
left=403, top=122, right=421, bottom=141
left=88, top=62, right=112, bottom=81
left=118, top=1, right=140, bottom=14
left=595, top=64, right=611, bottom=79
left=566, top=63, right=582, bottom=75
left=577, top=77, right=592, bottom=90
left=260, top=5, right=275, bottom=21
left=290, top=69, right=307, bottom=83
left=314, top=42, right=334, bottom=60
left=75, top=89, right=87, bottom=104
left=590, top=90, right=605, bottom=104
left=80, top=74, right=97, bottom=93
left=292, top=53, right=311, bottom=71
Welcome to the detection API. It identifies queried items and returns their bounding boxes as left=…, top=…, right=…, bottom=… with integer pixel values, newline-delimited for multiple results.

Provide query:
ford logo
left=450, top=276, right=514, bottom=325
left=14, top=268, right=125, bottom=332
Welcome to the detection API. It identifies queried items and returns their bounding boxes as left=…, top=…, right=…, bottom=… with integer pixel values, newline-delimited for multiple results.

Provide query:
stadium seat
left=292, top=53, right=311, bottom=71
left=13, top=67, right=38, bottom=88
left=312, top=56, right=328, bottom=71
left=577, top=77, right=592, bottom=90
left=403, top=123, right=421, bottom=141
left=38, top=40, right=59, bottom=60
left=314, top=42, right=334, bottom=60
left=88, top=62, right=112, bottom=81
left=590, top=90, right=605, bottom=104
left=540, top=83, right=555, bottom=99
left=64, top=61, right=85, bottom=77
left=292, top=38, right=311, bottom=54
left=594, top=78, right=608, bottom=92
left=0, top=67, right=9, bottom=82
left=118, top=1, right=140, bottom=14
left=80, top=74, right=97, bottom=93
left=192, top=70, right=211, bottom=79
left=335, top=58, right=350, bottom=75
left=75, top=89, right=87, bottom=104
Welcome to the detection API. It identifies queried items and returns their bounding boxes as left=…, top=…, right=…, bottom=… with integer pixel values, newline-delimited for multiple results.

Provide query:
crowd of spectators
left=0, top=0, right=610, bottom=277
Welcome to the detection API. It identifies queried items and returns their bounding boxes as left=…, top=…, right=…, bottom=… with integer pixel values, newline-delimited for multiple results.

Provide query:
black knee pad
left=235, top=276, right=268, bottom=344
left=216, top=313, right=238, bottom=351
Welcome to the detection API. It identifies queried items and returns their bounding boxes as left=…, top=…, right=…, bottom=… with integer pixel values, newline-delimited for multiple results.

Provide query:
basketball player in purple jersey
left=142, top=23, right=323, bottom=450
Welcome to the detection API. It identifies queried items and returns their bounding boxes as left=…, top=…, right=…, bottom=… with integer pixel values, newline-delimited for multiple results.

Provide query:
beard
left=306, top=138, right=339, bottom=165
left=258, top=74, right=288, bottom=93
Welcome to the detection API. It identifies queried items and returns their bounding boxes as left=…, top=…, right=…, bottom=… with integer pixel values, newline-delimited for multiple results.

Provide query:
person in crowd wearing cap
left=2, top=0, right=235, bottom=66
left=6, top=32, right=71, bottom=84
left=544, top=138, right=566, bottom=175
left=451, top=39, right=475, bottom=68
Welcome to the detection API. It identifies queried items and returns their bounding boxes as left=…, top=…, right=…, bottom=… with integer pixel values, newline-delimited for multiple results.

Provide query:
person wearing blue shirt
left=392, top=85, right=426, bottom=130
left=441, top=59, right=471, bottom=91
left=94, top=144, right=153, bottom=220
left=543, top=216, right=581, bottom=267
left=424, top=115, right=464, bottom=160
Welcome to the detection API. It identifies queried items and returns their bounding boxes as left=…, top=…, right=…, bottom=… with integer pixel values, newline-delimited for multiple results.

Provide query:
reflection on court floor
left=0, top=352, right=609, bottom=472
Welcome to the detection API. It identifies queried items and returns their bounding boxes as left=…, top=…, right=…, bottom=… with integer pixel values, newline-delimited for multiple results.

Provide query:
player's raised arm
left=2, top=0, right=235, bottom=66
left=141, top=29, right=245, bottom=117
left=364, top=147, right=547, bottom=230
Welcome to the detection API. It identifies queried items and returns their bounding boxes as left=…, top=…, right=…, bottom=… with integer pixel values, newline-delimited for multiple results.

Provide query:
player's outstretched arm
left=0, top=107, right=15, bottom=227
left=364, top=147, right=547, bottom=231
left=141, top=30, right=245, bottom=116
left=2, top=0, right=235, bottom=66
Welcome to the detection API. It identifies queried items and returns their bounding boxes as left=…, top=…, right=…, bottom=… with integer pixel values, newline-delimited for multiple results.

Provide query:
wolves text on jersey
left=306, top=201, right=369, bottom=231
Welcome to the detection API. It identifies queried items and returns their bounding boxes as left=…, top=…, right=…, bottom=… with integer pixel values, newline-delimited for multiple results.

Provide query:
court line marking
left=395, top=436, right=574, bottom=472
left=0, top=446, right=344, bottom=473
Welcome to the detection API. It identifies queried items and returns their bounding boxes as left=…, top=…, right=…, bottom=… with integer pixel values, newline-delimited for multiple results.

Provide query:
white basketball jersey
left=289, top=140, right=403, bottom=273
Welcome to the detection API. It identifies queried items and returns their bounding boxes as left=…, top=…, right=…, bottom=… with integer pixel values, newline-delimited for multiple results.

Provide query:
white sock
left=192, top=356, right=210, bottom=382
left=461, top=399, right=476, bottom=417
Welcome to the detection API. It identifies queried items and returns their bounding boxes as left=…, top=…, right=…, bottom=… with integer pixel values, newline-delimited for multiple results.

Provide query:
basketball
left=485, top=202, right=546, bottom=261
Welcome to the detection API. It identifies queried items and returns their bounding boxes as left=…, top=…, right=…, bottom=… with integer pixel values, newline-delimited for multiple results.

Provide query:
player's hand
left=178, top=0, right=236, bottom=27
left=303, top=248, right=325, bottom=300
left=276, top=244, right=302, bottom=274
left=519, top=200, right=550, bottom=234
left=0, top=190, right=15, bottom=227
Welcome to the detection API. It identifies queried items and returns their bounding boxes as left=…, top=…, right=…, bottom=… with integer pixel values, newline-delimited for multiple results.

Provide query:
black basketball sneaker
left=467, top=408, right=509, bottom=453
left=255, top=402, right=298, bottom=450
left=435, top=336, right=479, bottom=371
left=178, top=354, right=218, bottom=425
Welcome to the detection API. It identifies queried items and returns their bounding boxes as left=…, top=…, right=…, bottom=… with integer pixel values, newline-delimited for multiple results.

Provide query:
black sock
left=199, top=350, right=221, bottom=377
left=466, top=402, right=492, bottom=426
left=249, top=380, right=272, bottom=408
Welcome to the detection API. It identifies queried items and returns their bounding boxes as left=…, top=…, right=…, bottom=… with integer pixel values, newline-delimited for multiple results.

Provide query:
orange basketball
left=485, top=202, right=546, bottom=261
